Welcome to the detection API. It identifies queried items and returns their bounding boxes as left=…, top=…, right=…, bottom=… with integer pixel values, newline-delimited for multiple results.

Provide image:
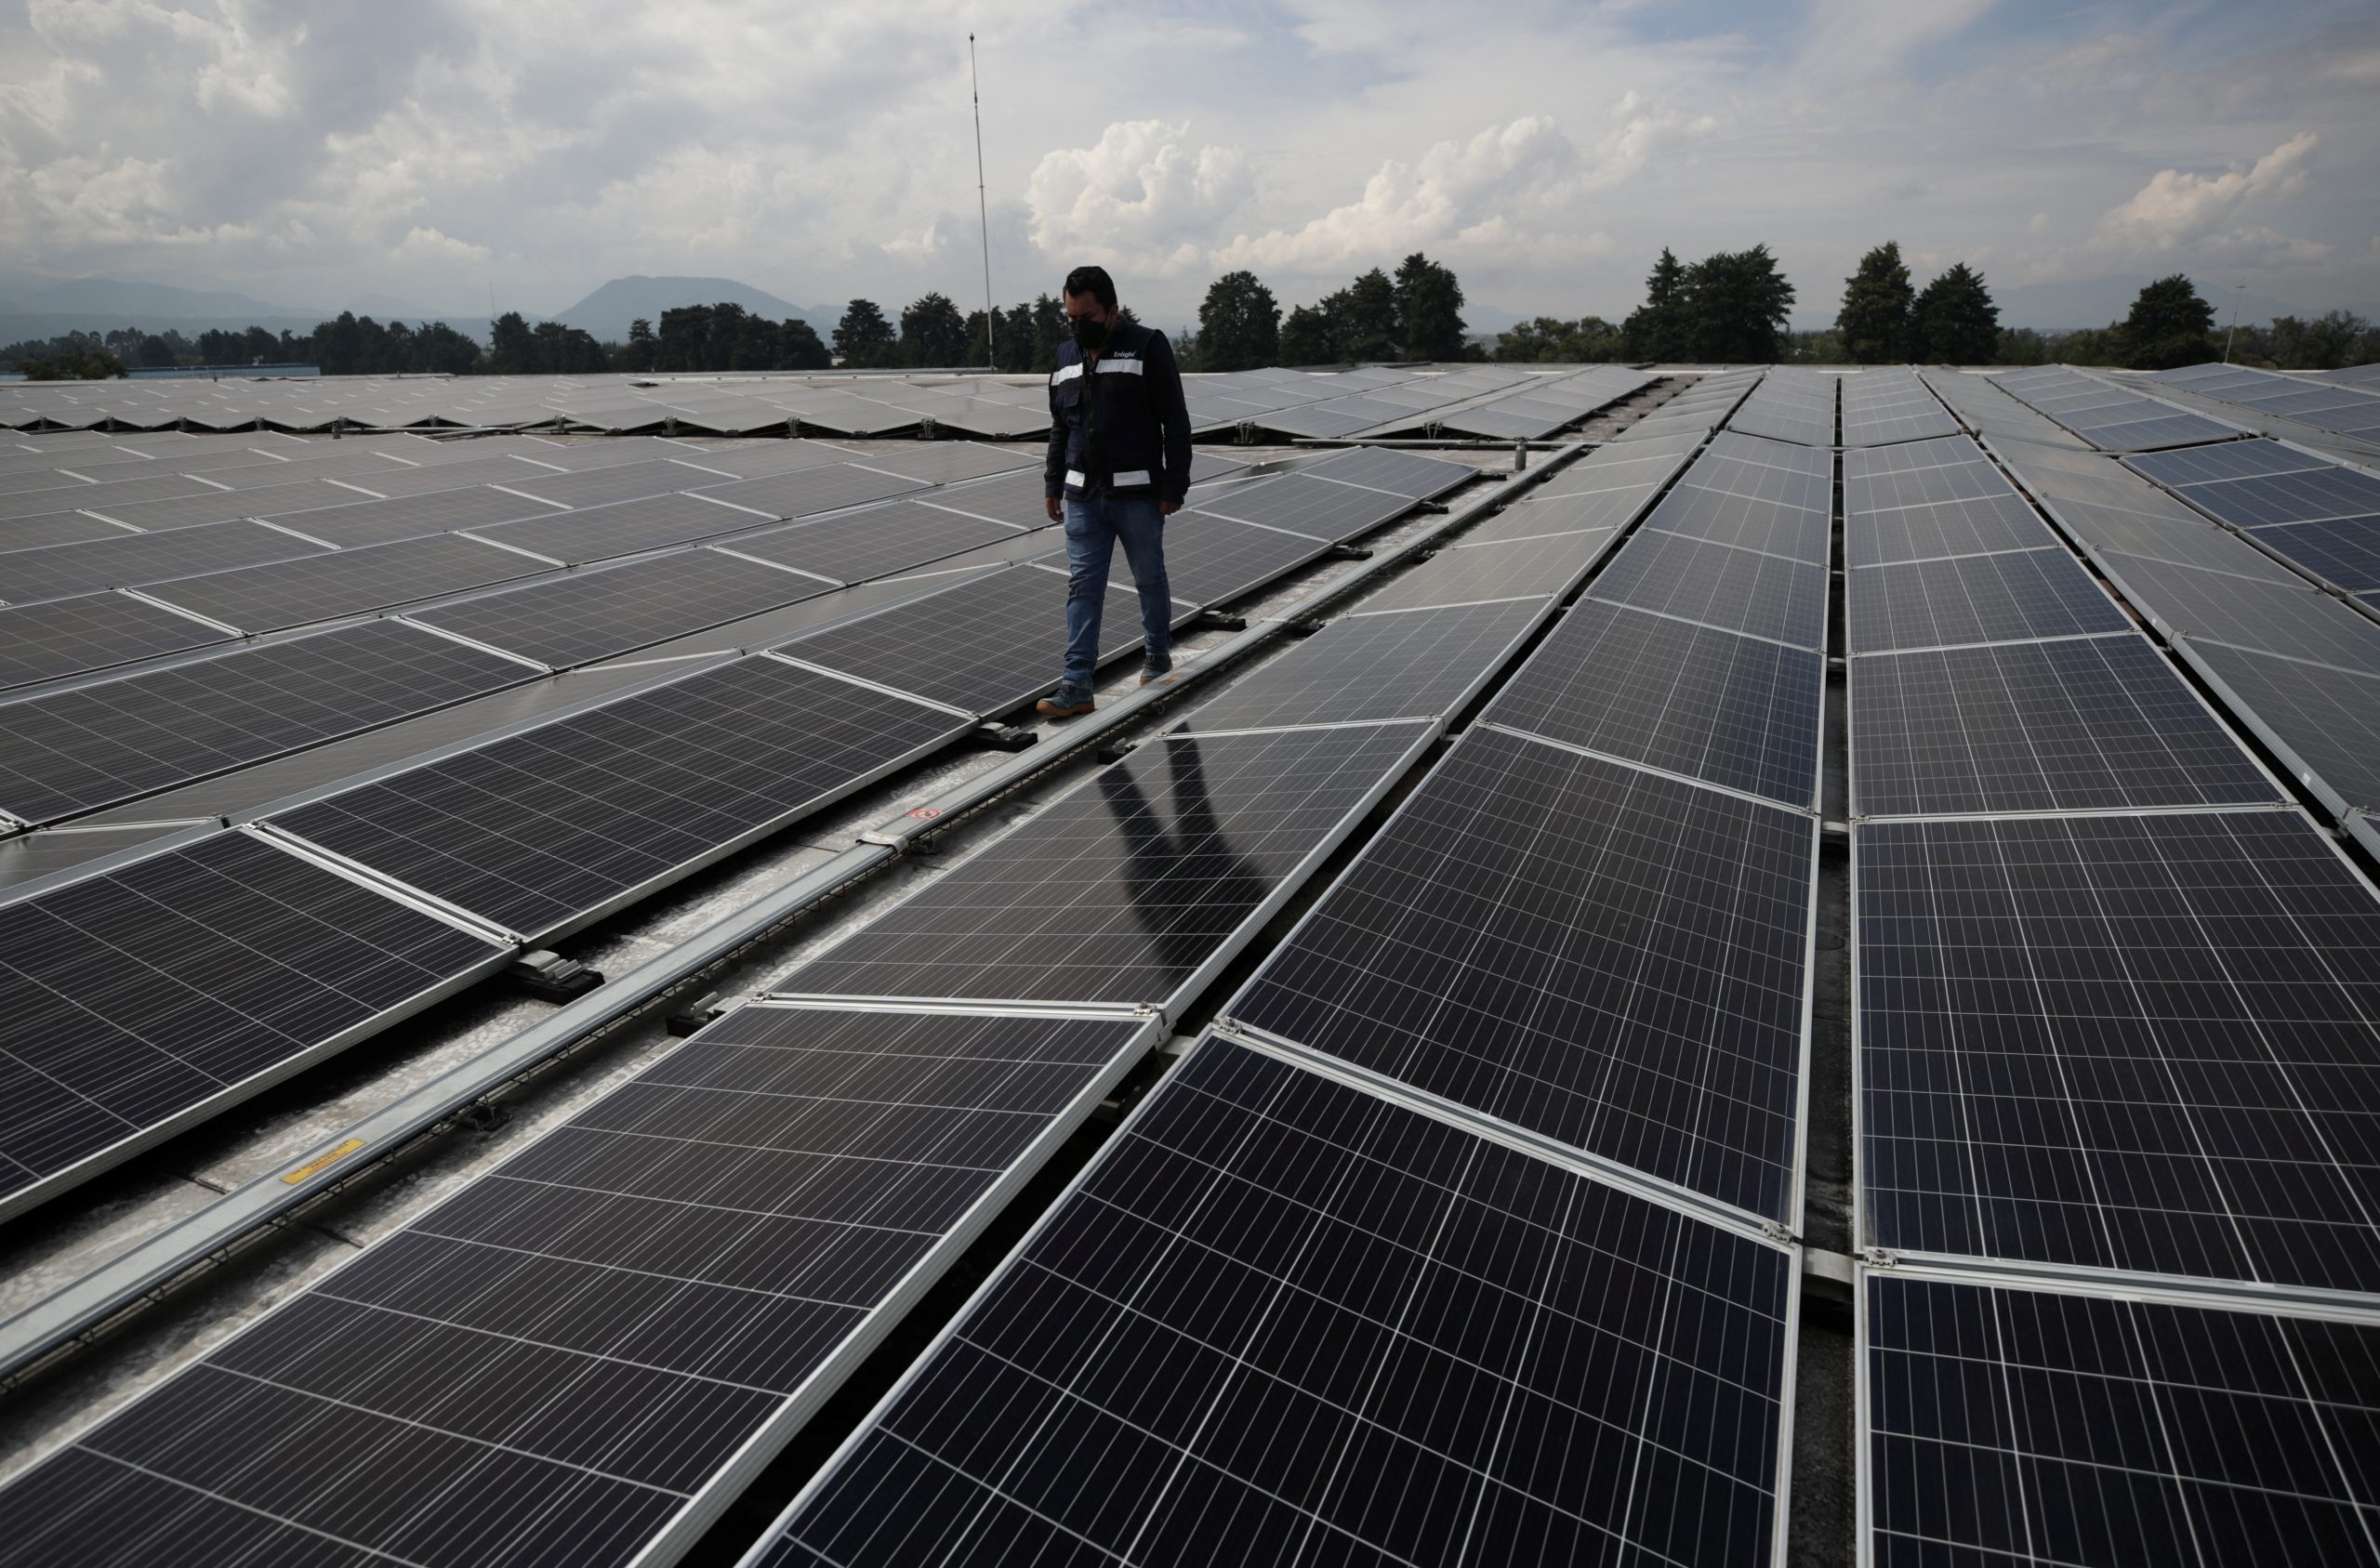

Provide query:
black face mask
left=1070, top=314, right=1109, bottom=352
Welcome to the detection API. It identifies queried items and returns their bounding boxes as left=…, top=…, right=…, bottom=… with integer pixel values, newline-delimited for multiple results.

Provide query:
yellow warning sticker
left=281, top=1138, right=366, bottom=1185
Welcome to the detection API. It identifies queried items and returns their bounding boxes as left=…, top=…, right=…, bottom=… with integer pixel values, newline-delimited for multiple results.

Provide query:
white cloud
left=1024, top=121, right=1253, bottom=274
left=2096, top=131, right=2318, bottom=246
left=396, top=226, right=490, bottom=264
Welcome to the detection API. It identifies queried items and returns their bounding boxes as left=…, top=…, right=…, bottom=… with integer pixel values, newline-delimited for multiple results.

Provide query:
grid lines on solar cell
left=143, top=532, right=549, bottom=633
left=264, top=484, right=567, bottom=547
left=2098, top=550, right=2380, bottom=673
left=1178, top=597, right=1543, bottom=733
left=1590, top=529, right=1829, bottom=650
left=464, top=490, right=769, bottom=565
left=1726, top=369, right=1838, bottom=447
left=1851, top=633, right=2279, bottom=816
left=1297, top=444, right=1477, bottom=499
left=1122, top=509, right=1329, bottom=609
left=270, top=658, right=969, bottom=938
left=0, top=509, right=138, bottom=552
left=1486, top=599, right=1823, bottom=808
left=778, top=566, right=1139, bottom=717
left=1865, top=1273, right=2380, bottom=1568
left=0, top=591, right=225, bottom=691
left=0, top=830, right=502, bottom=1214
left=1233, top=726, right=1812, bottom=1220
left=1858, top=810, right=2380, bottom=1293
left=1355, top=528, right=1609, bottom=614
left=849, top=442, right=1038, bottom=485
left=1992, top=365, right=2237, bottom=452
left=1846, top=547, right=2129, bottom=653
left=762, top=1035, right=1794, bottom=1568
left=780, top=723, right=1430, bottom=1008
left=0, top=1003, right=1152, bottom=1568
left=2250, top=519, right=2380, bottom=592
left=695, top=463, right=931, bottom=520
left=718, top=499, right=1019, bottom=585
left=410, top=547, right=833, bottom=668
left=1643, top=441, right=1831, bottom=563
left=0, top=619, right=529, bottom=824
left=0, top=520, right=333, bottom=605
left=1193, top=470, right=1412, bottom=541
left=1840, top=370, right=1960, bottom=447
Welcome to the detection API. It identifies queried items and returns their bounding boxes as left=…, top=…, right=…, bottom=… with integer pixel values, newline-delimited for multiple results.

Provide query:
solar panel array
left=1846, top=425, right=2380, bottom=1564
left=1839, top=366, right=1960, bottom=447
left=1725, top=366, right=1838, bottom=446
left=2151, top=360, right=2380, bottom=448
left=1991, top=363, right=2241, bottom=451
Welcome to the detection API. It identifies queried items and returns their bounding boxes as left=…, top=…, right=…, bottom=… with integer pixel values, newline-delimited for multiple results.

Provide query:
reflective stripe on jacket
left=1042, top=322, right=1193, bottom=504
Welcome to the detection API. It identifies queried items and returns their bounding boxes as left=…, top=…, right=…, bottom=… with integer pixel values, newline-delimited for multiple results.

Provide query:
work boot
left=1139, top=653, right=1174, bottom=686
left=1037, top=682, right=1095, bottom=718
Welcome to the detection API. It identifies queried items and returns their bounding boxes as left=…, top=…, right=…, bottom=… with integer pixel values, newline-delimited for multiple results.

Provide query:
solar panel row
left=1991, top=364, right=2239, bottom=452
left=1726, top=366, right=1838, bottom=447
left=1839, top=367, right=1961, bottom=448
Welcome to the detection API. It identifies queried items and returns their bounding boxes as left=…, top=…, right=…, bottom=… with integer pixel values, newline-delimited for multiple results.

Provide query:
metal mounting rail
left=0, top=441, right=1586, bottom=1390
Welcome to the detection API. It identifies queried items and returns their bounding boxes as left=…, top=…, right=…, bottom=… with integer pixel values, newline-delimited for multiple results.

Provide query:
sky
left=0, top=0, right=2374, bottom=329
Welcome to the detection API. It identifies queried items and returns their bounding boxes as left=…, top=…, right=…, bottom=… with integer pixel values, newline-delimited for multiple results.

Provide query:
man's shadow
left=1096, top=737, right=1271, bottom=982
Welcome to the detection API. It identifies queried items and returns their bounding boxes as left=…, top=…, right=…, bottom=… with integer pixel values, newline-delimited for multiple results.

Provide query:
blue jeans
left=1062, top=494, right=1170, bottom=687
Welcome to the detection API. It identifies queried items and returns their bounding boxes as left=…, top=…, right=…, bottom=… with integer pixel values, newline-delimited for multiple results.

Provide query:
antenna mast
left=970, top=33, right=996, bottom=371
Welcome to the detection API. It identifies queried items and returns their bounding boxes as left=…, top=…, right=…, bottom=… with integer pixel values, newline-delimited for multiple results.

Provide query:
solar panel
left=1864, top=1272, right=2380, bottom=1568
left=1591, top=531, right=1829, bottom=650
left=918, top=468, right=1053, bottom=528
left=0, top=520, right=333, bottom=606
left=333, top=452, right=569, bottom=497
left=143, top=533, right=550, bottom=633
left=1843, top=438, right=2014, bottom=507
left=0, top=510, right=139, bottom=552
left=1844, top=492, right=2055, bottom=565
left=1298, top=444, right=1477, bottom=499
left=0, top=592, right=227, bottom=692
left=271, top=657, right=970, bottom=938
left=491, top=457, right=734, bottom=509
left=0, top=620, right=532, bottom=825
left=681, top=439, right=864, bottom=479
left=1233, top=726, right=1814, bottom=1219
left=0, top=470, right=214, bottom=520
left=261, top=484, right=566, bottom=547
left=696, top=463, right=931, bottom=520
left=409, top=548, right=835, bottom=669
left=81, top=477, right=373, bottom=531
left=756, top=1034, right=1795, bottom=1568
left=849, top=442, right=1038, bottom=484
left=2154, top=466, right=2380, bottom=529
left=2124, top=439, right=2329, bottom=487
left=1859, top=809, right=2380, bottom=1291
left=1644, top=480, right=1831, bottom=562
left=1487, top=599, right=1824, bottom=807
left=1177, top=597, right=1544, bottom=733
left=2244, top=518, right=2380, bottom=591
left=466, top=489, right=770, bottom=565
left=0, top=829, right=505, bottom=1218
left=780, top=722, right=1432, bottom=1007
left=2184, top=640, right=2380, bottom=816
left=0, top=999, right=1157, bottom=1566
left=778, top=566, right=1139, bottom=716
left=1356, top=529, right=1611, bottom=614
left=2097, top=550, right=2380, bottom=673
left=1130, top=509, right=1333, bottom=608
left=1846, top=548, right=2128, bottom=652
left=1194, top=470, right=1411, bottom=541
left=1852, top=633, right=2279, bottom=815
left=718, top=498, right=1021, bottom=585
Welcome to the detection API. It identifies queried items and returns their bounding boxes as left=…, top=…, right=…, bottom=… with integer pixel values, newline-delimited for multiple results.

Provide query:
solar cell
left=0, top=592, right=226, bottom=691
left=1591, top=531, right=1829, bottom=650
left=848, top=442, right=1038, bottom=484
left=718, top=499, right=1021, bottom=585
left=1852, top=633, right=2279, bottom=815
left=2184, top=640, right=2380, bottom=817
left=2098, top=550, right=2380, bottom=673
left=1864, top=1272, right=2380, bottom=1568
left=1234, top=726, right=1814, bottom=1219
left=0, top=520, right=333, bottom=605
left=1176, top=597, right=1544, bottom=732
left=1846, top=548, right=2128, bottom=652
left=466, top=489, right=770, bottom=565
left=1473, top=486, right=1654, bottom=541
left=260, top=484, right=566, bottom=548
left=0, top=829, right=505, bottom=1218
left=81, top=478, right=373, bottom=531
left=491, top=457, right=734, bottom=509
left=1357, top=529, right=1612, bottom=613
left=1487, top=599, right=1824, bottom=806
left=1118, top=509, right=1329, bottom=608
left=143, top=533, right=550, bottom=633
left=2164, top=467, right=2380, bottom=529
left=914, top=468, right=1052, bottom=528
left=334, top=453, right=569, bottom=497
left=0, top=1000, right=1157, bottom=1567
left=756, top=1034, right=1795, bottom=1568
left=1859, top=809, right=2380, bottom=1291
left=0, top=620, right=532, bottom=824
left=781, top=722, right=1432, bottom=1007
left=0, top=470, right=214, bottom=521
left=0, top=511, right=139, bottom=552
left=778, top=565, right=1139, bottom=716
left=271, top=658, right=969, bottom=938
left=2234, top=517, right=2380, bottom=592
left=410, top=548, right=835, bottom=669
left=1298, top=444, right=1477, bottom=498
left=679, top=440, right=864, bottom=479
left=697, top=463, right=931, bottom=520
left=1844, top=492, right=2054, bottom=565
left=2124, top=439, right=2328, bottom=487
left=1645, top=480, right=1831, bottom=562
left=1194, top=470, right=1411, bottom=541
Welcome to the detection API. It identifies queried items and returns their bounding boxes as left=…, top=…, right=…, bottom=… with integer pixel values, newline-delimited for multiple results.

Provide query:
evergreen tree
left=1196, top=270, right=1281, bottom=372
left=2116, top=274, right=2217, bottom=370
left=1028, top=295, right=1066, bottom=372
left=1341, top=269, right=1402, bottom=360
left=897, top=292, right=970, bottom=367
left=1911, top=263, right=2000, bottom=363
left=1620, top=247, right=1691, bottom=362
left=1835, top=241, right=1914, bottom=363
left=1278, top=304, right=1336, bottom=365
left=833, top=298, right=897, bottom=366
left=1394, top=253, right=1468, bottom=361
left=1682, top=245, right=1795, bottom=362
left=1494, top=316, right=1625, bottom=362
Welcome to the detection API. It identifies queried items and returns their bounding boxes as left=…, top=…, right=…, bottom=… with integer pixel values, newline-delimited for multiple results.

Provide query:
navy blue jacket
left=1042, top=321, right=1194, bottom=504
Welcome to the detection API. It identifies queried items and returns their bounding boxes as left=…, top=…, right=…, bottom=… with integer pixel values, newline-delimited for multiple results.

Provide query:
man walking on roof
left=1037, top=264, right=1193, bottom=718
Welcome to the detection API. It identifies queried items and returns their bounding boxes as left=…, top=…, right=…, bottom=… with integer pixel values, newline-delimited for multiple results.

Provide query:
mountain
left=15, top=275, right=324, bottom=321
left=344, top=292, right=482, bottom=323
left=549, top=275, right=837, bottom=343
